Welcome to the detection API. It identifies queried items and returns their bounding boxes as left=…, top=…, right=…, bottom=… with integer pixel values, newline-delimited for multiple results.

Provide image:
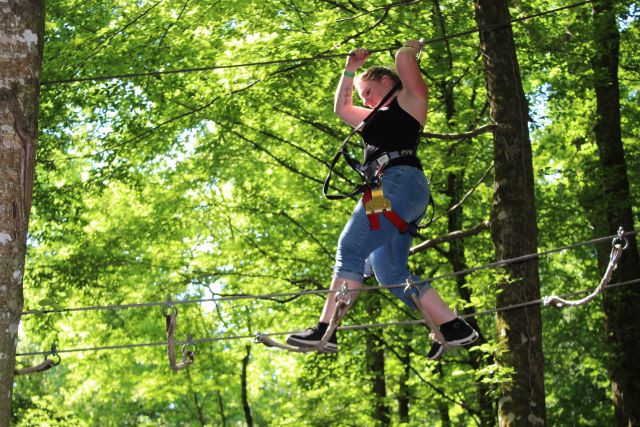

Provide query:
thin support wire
left=16, top=278, right=640, bottom=358
left=18, top=231, right=635, bottom=317
left=41, top=0, right=596, bottom=86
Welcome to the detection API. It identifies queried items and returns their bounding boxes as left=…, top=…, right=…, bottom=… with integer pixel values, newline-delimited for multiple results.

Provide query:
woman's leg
left=319, top=276, right=363, bottom=323
left=416, top=288, right=457, bottom=324
left=287, top=174, right=405, bottom=350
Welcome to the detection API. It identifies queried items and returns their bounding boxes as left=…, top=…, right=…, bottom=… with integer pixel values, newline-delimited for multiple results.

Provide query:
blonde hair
left=356, top=66, right=402, bottom=88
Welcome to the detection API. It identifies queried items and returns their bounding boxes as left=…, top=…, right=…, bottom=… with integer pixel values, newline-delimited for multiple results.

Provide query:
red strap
left=362, top=187, right=408, bottom=233
left=383, top=211, right=409, bottom=233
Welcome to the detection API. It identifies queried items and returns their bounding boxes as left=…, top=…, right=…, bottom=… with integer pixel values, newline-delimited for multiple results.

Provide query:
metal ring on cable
left=181, top=335, right=197, bottom=357
left=612, top=227, right=629, bottom=250
left=163, top=294, right=178, bottom=317
left=403, top=278, right=420, bottom=297
left=48, top=343, right=61, bottom=366
left=335, top=282, right=352, bottom=306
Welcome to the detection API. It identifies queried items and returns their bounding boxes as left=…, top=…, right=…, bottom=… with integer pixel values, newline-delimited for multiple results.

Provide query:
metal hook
left=416, top=38, right=425, bottom=61
left=181, top=335, right=197, bottom=356
left=403, top=277, right=419, bottom=296
left=613, top=226, right=629, bottom=250
left=48, top=343, right=61, bottom=366
left=162, top=294, right=178, bottom=317
left=335, top=282, right=352, bottom=306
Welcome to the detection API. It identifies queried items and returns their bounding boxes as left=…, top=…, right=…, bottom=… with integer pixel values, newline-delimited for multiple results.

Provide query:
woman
left=286, top=40, right=478, bottom=359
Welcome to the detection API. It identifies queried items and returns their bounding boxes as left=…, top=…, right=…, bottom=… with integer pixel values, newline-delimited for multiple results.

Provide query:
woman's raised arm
left=334, top=48, right=372, bottom=128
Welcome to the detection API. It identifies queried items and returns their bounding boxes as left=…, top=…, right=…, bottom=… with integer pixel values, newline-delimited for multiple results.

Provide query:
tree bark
left=365, top=331, right=390, bottom=426
left=0, top=0, right=44, bottom=424
left=364, top=293, right=390, bottom=426
left=590, top=1, right=640, bottom=424
left=473, top=1, right=546, bottom=425
left=396, top=343, right=411, bottom=424
left=241, top=344, right=253, bottom=427
left=216, top=390, right=227, bottom=427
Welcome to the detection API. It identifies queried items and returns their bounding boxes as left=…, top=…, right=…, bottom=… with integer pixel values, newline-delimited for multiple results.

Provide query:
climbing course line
left=20, top=230, right=634, bottom=317
left=41, top=0, right=596, bottom=86
left=16, top=278, right=640, bottom=358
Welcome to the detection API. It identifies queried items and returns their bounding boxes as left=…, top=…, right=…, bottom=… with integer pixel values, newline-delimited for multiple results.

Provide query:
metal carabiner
left=612, top=226, right=629, bottom=250
left=335, top=282, right=352, bottom=306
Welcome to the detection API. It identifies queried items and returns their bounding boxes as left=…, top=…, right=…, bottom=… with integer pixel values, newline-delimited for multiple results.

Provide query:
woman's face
left=356, top=76, right=394, bottom=108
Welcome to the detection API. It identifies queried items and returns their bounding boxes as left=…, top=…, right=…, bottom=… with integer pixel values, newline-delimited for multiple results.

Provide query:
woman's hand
left=401, top=39, right=422, bottom=55
left=345, top=48, right=370, bottom=71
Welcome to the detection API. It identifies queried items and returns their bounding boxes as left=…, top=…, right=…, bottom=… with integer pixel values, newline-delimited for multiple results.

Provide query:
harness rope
left=164, top=295, right=196, bottom=371
left=544, top=227, right=627, bottom=308
left=256, top=282, right=353, bottom=353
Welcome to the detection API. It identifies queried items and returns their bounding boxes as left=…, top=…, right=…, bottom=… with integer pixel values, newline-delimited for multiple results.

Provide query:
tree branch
left=429, top=163, right=494, bottom=224
left=411, top=220, right=490, bottom=254
left=423, top=123, right=496, bottom=140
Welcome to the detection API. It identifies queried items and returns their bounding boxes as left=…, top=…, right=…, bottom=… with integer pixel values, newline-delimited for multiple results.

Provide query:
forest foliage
left=12, top=0, right=640, bottom=425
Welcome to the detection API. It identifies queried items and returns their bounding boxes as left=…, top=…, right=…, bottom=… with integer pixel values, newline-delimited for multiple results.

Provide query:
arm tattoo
left=342, top=86, right=351, bottom=106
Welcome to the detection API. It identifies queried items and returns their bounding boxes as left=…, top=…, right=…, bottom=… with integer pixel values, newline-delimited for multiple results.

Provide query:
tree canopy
left=11, top=0, right=640, bottom=425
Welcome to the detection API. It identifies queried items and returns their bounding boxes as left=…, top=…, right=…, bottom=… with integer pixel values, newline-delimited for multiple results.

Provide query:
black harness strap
left=323, top=81, right=402, bottom=200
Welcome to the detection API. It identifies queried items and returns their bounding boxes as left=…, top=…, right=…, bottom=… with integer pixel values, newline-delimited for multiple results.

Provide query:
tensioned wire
left=40, top=0, right=597, bottom=86
left=20, top=230, right=635, bottom=316
left=16, top=278, right=640, bottom=357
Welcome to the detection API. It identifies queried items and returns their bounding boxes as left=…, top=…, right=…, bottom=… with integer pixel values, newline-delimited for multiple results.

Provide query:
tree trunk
left=364, top=293, right=390, bottom=426
left=241, top=344, right=253, bottom=427
left=590, top=1, right=640, bottom=424
left=0, top=0, right=44, bottom=424
left=365, top=331, right=390, bottom=426
left=216, top=390, right=227, bottom=427
left=473, top=1, right=546, bottom=425
left=396, top=343, right=411, bottom=424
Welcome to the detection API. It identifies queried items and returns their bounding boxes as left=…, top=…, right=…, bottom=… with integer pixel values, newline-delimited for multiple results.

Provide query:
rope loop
left=15, top=343, right=60, bottom=376
left=254, top=332, right=317, bottom=353
left=256, top=283, right=353, bottom=354
left=405, top=278, right=449, bottom=350
left=165, top=295, right=194, bottom=371
left=543, top=226, right=628, bottom=308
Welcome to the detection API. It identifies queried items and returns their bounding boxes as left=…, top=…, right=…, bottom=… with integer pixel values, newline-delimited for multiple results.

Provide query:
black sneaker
left=441, top=318, right=479, bottom=345
left=427, top=318, right=479, bottom=360
left=427, top=341, right=444, bottom=360
left=286, top=323, right=338, bottom=353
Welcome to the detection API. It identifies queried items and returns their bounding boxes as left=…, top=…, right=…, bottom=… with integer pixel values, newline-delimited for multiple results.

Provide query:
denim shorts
left=333, top=165, right=432, bottom=308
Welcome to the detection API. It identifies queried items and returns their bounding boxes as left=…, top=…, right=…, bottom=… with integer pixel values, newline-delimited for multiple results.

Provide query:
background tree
left=0, top=0, right=45, bottom=424
left=590, top=0, right=640, bottom=424
left=472, top=0, right=546, bottom=425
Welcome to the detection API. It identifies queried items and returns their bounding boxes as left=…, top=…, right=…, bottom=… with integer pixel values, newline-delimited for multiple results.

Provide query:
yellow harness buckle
left=365, top=187, right=392, bottom=215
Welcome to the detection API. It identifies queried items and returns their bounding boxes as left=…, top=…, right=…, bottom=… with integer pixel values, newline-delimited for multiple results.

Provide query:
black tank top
left=360, top=97, right=422, bottom=169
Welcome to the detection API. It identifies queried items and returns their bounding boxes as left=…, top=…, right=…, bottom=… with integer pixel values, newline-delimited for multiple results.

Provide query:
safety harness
left=363, top=186, right=417, bottom=235
left=323, top=81, right=429, bottom=235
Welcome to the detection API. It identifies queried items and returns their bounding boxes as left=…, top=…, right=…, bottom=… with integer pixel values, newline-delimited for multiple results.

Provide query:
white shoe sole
left=286, top=336, right=339, bottom=353
left=427, top=330, right=479, bottom=360
left=446, top=330, right=479, bottom=346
